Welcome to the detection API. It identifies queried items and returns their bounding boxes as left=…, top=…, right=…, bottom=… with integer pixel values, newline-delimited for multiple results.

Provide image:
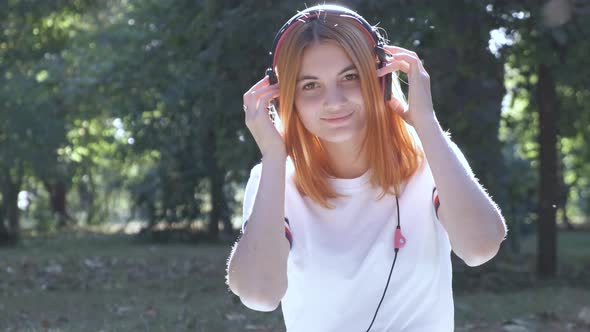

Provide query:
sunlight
left=488, top=28, right=515, bottom=57
left=18, top=191, right=30, bottom=210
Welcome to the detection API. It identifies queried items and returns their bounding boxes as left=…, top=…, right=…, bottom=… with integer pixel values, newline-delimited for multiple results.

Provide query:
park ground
left=0, top=229, right=589, bottom=331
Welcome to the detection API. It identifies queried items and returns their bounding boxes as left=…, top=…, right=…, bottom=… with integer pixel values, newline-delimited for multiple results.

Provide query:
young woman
left=226, top=4, right=506, bottom=332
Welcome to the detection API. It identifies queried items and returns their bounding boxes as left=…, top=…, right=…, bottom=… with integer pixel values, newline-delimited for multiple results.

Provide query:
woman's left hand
left=376, top=45, right=434, bottom=127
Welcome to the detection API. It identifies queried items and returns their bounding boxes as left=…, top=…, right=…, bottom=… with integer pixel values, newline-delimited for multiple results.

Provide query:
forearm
left=227, top=152, right=290, bottom=309
left=413, top=112, right=507, bottom=266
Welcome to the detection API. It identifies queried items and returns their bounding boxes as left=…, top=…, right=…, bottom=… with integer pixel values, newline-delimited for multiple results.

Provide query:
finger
left=247, top=89, right=280, bottom=126
left=389, top=53, right=424, bottom=76
left=250, top=83, right=278, bottom=98
left=247, top=85, right=277, bottom=110
left=389, top=100, right=411, bottom=124
left=255, top=88, right=280, bottom=111
left=394, top=54, right=426, bottom=74
left=388, top=98, right=405, bottom=114
left=249, top=75, right=271, bottom=92
left=383, top=45, right=418, bottom=58
left=245, top=76, right=278, bottom=107
left=383, top=46, right=426, bottom=71
left=244, top=75, right=271, bottom=102
left=377, top=60, right=409, bottom=77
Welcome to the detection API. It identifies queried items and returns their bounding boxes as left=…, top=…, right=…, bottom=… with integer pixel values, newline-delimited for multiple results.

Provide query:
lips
left=322, top=112, right=353, bottom=122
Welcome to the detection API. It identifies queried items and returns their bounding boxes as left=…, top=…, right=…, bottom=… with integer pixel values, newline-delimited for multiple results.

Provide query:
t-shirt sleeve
left=241, top=163, right=263, bottom=233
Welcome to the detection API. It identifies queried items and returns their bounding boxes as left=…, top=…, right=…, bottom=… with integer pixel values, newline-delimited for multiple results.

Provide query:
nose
left=323, top=84, right=347, bottom=108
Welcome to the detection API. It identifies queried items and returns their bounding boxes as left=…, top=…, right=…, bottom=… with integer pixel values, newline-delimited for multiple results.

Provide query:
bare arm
left=414, top=113, right=507, bottom=266
left=227, top=75, right=290, bottom=310
left=377, top=46, right=507, bottom=267
left=226, top=152, right=290, bottom=311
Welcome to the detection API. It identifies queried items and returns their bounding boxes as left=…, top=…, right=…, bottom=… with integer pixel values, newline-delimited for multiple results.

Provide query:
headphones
left=265, top=4, right=393, bottom=102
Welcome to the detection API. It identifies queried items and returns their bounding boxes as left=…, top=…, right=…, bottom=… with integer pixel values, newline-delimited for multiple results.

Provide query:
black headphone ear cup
left=378, top=60, right=392, bottom=102
left=384, top=72, right=392, bottom=101
left=266, top=68, right=278, bottom=85
left=263, top=68, right=280, bottom=115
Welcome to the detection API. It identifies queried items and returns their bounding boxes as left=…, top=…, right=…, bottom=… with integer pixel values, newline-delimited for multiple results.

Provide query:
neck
left=322, top=137, right=369, bottom=179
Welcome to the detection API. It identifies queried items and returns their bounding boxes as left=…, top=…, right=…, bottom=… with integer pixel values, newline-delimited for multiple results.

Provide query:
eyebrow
left=296, top=64, right=357, bottom=82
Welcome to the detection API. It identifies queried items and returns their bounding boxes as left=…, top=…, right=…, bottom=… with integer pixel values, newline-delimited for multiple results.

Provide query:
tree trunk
left=536, top=63, right=559, bottom=277
left=0, top=193, right=11, bottom=243
left=1, top=165, right=23, bottom=243
left=44, top=180, right=73, bottom=228
left=6, top=184, right=19, bottom=235
left=205, top=131, right=232, bottom=241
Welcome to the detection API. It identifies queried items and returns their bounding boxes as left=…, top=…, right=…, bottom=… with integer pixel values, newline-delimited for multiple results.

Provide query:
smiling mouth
left=322, top=112, right=353, bottom=122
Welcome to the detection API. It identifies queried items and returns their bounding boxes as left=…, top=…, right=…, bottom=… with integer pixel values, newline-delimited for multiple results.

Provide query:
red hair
left=274, top=14, right=423, bottom=208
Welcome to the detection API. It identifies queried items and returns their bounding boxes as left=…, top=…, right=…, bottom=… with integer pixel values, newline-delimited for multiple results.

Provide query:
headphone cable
left=365, top=196, right=400, bottom=332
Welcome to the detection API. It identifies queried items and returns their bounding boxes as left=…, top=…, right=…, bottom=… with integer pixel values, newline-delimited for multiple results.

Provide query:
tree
left=0, top=0, right=101, bottom=241
left=496, top=0, right=590, bottom=276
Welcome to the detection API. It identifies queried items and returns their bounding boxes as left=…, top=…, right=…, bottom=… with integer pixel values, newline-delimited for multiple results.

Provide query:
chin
left=316, top=131, right=361, bottom=144
left=317, top=123, right=367, bottom=144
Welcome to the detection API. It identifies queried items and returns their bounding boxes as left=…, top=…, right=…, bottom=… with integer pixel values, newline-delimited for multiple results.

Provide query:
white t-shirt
left=241, top=155, right=456, bottom=332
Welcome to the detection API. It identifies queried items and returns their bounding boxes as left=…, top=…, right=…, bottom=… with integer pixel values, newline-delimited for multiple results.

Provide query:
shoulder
left=249, top=162, right=263, bottom=179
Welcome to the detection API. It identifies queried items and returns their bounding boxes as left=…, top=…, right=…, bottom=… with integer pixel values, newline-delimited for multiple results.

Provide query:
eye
left=302, top=82, right=319, bottom=90
left=344, top=73, right=359, bottom=81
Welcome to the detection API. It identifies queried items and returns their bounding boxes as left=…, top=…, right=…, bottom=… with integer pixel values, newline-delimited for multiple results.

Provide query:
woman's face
left=294, top=42, right=367, bottom=144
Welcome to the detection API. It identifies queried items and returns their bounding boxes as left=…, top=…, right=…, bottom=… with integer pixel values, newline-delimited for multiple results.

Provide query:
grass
left=455, top=286, right=590, bottom=328
left=0, top=230, right=589, bottom=331
left=453, top=229, right=590, bottom=331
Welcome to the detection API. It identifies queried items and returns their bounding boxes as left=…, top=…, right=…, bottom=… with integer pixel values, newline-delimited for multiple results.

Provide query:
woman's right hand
left=243, top=76, right=286, bottom=157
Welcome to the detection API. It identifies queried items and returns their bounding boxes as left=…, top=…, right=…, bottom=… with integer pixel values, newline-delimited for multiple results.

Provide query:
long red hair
left=274, top=14, right=423, bottom=208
